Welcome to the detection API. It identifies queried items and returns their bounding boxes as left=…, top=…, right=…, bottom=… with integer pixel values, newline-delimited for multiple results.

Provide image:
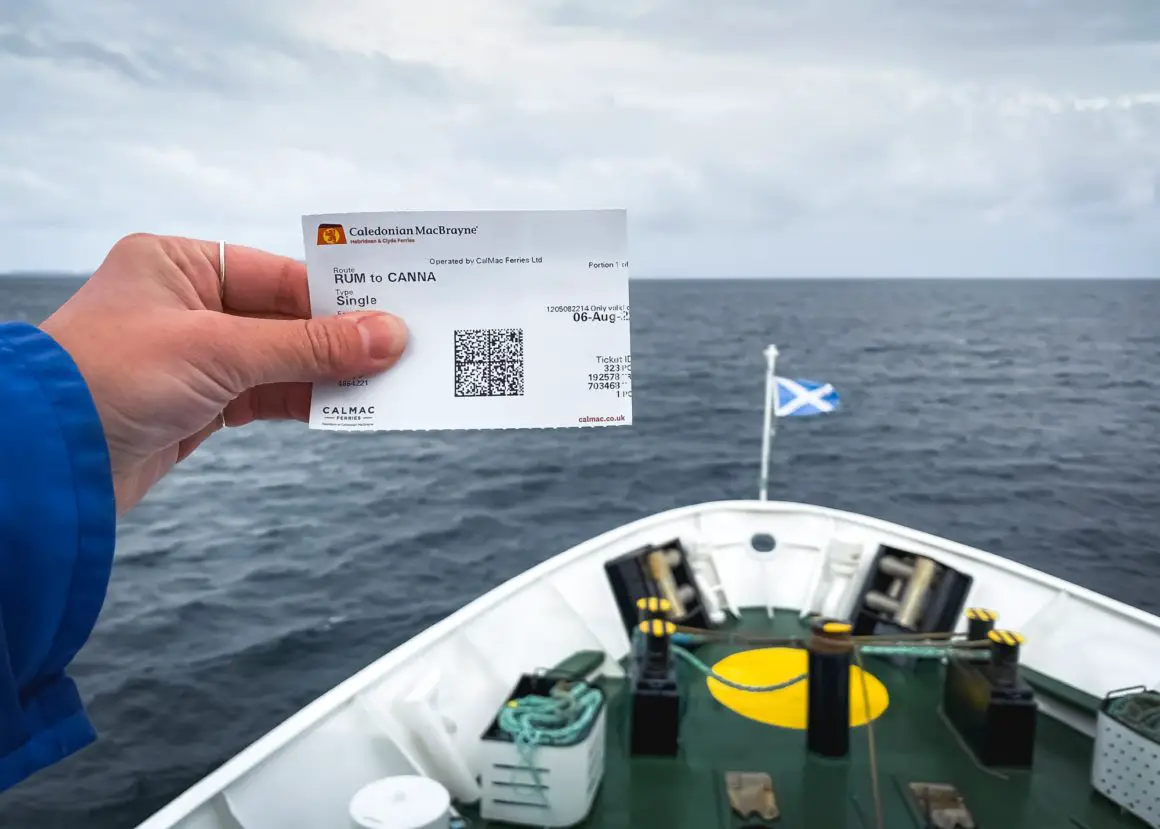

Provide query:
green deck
left=465, top=611, right=1146, bottom=828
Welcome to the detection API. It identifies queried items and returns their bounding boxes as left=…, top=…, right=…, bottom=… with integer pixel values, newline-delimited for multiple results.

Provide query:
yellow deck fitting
left=987, top=629, right=1024, bottom=647
left=966, top=608, right=997, bottom=622
left=636, top=596, right=672, bottom=614
left=638, top=619, right=676, bottom=637
left=821, top=621, right=853, bottom=635
left=706, top=647, right=889, bottom=730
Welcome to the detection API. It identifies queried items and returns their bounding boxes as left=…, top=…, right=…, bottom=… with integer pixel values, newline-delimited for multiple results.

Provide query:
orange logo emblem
left=317, top=224, right=347, bottom=245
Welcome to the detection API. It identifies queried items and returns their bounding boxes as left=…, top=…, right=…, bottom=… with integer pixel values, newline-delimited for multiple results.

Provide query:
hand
left=39, top=233, right=408, bottom=515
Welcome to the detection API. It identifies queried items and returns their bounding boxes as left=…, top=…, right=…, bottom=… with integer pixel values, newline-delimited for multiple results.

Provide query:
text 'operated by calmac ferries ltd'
left=302, top=209, right=632, bottom=431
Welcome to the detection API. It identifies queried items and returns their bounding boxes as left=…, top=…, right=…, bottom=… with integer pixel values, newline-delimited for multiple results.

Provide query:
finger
left=194, top=240, right=313, bottom=318
left=206, top=310, right=408, bottom=390
left=176, top=414, right=224, bottom=463
left=223, top=383, right=313, bottom=427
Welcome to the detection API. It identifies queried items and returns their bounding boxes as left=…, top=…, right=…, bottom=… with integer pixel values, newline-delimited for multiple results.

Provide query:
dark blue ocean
left=1, top=276, right=1158, bottom=829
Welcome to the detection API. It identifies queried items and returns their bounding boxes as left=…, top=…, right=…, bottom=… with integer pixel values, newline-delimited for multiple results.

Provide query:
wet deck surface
left=465, top=611, right=1148, bottom=828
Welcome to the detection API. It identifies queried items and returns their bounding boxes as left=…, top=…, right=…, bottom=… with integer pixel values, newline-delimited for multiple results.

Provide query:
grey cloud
left=0, top=31, right=149, bottom=84
left=0, top=0, right=54, bottom=29
left=542, top=0, right=1160, bottom=97
left=0, top=0, right=458, bottom=101
left=546, top=0, right=1160, bottom=52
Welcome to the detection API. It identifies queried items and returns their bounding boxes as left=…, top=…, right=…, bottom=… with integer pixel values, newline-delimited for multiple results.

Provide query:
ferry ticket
left=301, top=209, right=632, bottom=431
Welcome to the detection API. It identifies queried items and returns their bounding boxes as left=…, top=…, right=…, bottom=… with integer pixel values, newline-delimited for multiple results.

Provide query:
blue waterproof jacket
left=0, top=321, right=115, bottom=791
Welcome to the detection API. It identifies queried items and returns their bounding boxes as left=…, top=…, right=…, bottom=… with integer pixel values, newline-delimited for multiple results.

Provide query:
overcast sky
left=2, top=0, right=1159, bottom=277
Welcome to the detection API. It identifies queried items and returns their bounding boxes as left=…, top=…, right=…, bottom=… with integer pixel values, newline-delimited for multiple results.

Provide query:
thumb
left=213, top=311, right=409, bottom=388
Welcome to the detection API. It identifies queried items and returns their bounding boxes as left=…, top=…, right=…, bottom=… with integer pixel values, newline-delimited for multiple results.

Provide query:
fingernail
left=354, top=313, right=408, bottom=361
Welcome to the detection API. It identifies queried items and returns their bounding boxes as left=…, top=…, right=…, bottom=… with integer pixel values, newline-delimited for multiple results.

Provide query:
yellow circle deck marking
left=706, top=647, right=889, bottom=729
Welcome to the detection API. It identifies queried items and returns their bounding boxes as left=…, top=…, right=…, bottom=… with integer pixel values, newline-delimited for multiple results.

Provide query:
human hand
left=38, top=233, right=408, bottom=515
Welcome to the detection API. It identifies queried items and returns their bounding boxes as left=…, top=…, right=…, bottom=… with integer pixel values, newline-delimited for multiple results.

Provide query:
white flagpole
left=759, top=344, right=779, bottom=501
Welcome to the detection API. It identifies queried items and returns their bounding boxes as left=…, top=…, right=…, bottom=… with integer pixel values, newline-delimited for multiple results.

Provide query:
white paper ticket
left=301, top=209, right=632, bottom=431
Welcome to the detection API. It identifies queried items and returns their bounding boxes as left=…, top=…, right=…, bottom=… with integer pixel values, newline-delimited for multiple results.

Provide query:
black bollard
left=641, top=619, right=673, bottom=677
left=807, top=619, right=852, bottom=759
left=988, top=628, right=1024, bottom=680
left=965, top=607, right=997, bottom=642
left=636, top=596, right=671, bottom=624
left=630, top=618, right=680, bottom=756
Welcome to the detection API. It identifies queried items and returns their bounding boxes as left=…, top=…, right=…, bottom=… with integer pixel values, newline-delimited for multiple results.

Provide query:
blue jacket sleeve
left=0, top=321, right=115, bottom=791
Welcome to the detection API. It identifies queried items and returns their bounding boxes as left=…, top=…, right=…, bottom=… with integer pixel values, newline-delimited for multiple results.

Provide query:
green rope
left=860, top=645, right=990, bottom=660
left=496, top=682, right=604, bottom=808
left=671, top=644, right=807, bottom=692
left=672, top=642, right=989, bottom=692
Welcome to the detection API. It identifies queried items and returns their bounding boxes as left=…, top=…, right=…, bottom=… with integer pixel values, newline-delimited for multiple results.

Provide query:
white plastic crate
left=1092, top=687, right=1160, bottom=829
left=478, top=680, right=607, bottom=828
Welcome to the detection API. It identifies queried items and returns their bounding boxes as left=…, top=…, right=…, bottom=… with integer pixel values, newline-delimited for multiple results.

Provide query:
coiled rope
left=496, top=681, right=604, bottom=809
left=1108, top=692, right=1160, bottom=740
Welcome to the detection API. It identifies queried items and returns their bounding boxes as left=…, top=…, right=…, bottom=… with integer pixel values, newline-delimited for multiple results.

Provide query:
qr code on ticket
left=453, top=328, right=525, bottom=397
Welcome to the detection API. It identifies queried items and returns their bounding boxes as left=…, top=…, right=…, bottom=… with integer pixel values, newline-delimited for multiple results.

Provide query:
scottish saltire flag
left=774, top=377, right=840, bottom=417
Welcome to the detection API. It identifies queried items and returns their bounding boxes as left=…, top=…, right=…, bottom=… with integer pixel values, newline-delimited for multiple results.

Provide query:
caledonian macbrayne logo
left=316, top=223, right=347, bottom=245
